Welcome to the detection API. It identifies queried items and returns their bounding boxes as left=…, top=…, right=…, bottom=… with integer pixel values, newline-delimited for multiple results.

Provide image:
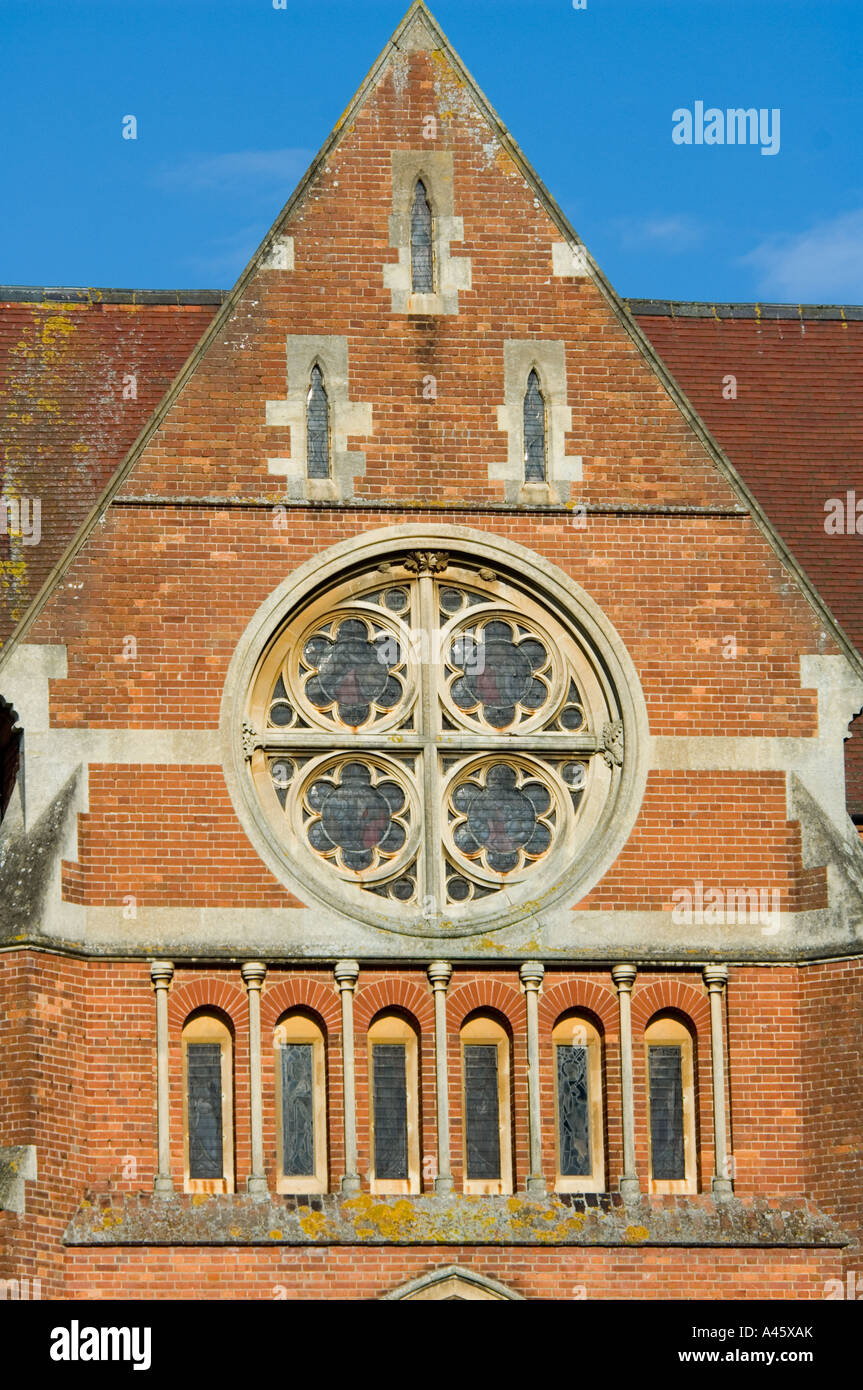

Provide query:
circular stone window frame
left=220, top=524, right=651, bottom=939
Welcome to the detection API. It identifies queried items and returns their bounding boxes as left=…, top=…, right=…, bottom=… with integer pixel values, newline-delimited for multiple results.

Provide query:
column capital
left=703, top=964, right=729, bottom=994
left=519, top=960, right=545, bottom=992
left=150, top=960, right=174, bottom=989
left=334, top=960, right=359, bottom=990
left=611, top=963, right=637, bottom=993
left=428, top=960, right=452, bottom=991
left=241, top=961, right=267, bottom=990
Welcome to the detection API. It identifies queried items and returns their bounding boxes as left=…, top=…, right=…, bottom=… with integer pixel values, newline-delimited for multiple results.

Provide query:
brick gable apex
left=1, top=0, right=860, bottom=682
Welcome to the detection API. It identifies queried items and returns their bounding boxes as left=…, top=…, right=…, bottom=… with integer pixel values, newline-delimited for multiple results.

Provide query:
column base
left=525, top=1176, right=547, bottom=1196
left=153, top=1175, right=174, bottom=1198
left=247, top=1175, right=269, bottom=1200
left=434, top=1175, right=454, bottom=1195
left=340, top=1174, right=362, bottom=1195
left=619, top=1175, right=641, bottom=1201
left=712, top=1176, right=734, bottom=1199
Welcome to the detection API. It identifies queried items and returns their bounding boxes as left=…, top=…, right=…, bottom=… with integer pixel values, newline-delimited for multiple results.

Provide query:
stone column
left=704, top=964, right=733, bottom=1198
left=241, top=961, right=268, bottom=1198
left=334, top=960, right=361, bottom=1194
left=520, top=961, right=547, bottom=1194
left=150, top=960, right=174, bottom=1197
left=427, top=961, right=453, bottom=1194
left=612, top=964, right=640, bottom=1200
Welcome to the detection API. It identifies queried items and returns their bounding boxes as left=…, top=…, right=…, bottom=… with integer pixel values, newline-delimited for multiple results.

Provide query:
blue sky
left=2, top=0, right=862, bottom=302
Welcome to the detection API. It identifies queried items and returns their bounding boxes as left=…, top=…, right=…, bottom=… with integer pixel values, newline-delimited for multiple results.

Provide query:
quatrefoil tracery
left=245, top=558, right=622, bottom=923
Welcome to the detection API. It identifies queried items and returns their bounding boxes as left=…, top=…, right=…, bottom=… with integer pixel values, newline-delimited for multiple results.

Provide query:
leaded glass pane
left=649, top=1045, right=685, bottom=1180
left=464, top=1044, right=501, bottom=1179
left=411, top=180, right=434, bottom=293
left=557, top=1043, right=591, bottom=1177
left=373, top=1043, right=409, bottom=1179
left=307, top=364, right=330, bottom=478
left=187, top=1043, right=223, bottom=1180
left=523, top=369, right=546, bottom=481
left=280, top=1042, right=315, bottom=1177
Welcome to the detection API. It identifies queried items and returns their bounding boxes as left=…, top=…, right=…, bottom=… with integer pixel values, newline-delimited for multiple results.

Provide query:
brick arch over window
left=538, top=978, right=617, bottom=1035
left=167, top=977, right=248, bottom=1031
left=261, top=978, right=340, bottom=1033
left=631, top=980, right=709, bottom=1035
left=446, top=979, right=526, bottom=1031
left=354, top=978, right=435, bottom=1033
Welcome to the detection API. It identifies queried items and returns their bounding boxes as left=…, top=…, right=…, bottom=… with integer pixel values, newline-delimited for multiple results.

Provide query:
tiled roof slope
left=0, top=292, right=224, bottom=649
left=629, top=302, right=863, bottom=815
left=1, top=290, right=861, bottom=811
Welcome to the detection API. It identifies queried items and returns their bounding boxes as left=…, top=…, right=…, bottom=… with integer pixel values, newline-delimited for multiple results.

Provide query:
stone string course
left=64, top=1192, right=849, bottom=1249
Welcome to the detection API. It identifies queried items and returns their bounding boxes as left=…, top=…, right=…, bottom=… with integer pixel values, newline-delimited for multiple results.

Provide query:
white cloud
left=741, top=209, right=863, bottom=300
left=612, top=215, right=703, bottom=252
left=155, top=148, right=313, bottom=194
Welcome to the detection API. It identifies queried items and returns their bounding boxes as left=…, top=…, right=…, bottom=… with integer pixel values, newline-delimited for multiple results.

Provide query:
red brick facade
left=1, top=3, right=861, bottom=1301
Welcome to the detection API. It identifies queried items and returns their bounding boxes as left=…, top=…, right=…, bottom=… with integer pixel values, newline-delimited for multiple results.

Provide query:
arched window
left=182, top=1012, right=234, bottom=1194
left=306, top=364, right=330, bottom=479
left=274, top=1011, right=327, bottom=1193
left=552, top=1013, right=605, bottom=1192
left=410, top=179, right=434, bottom=293
left=367, top=1012, right=420, bottom=1194
left=523, top=369, right=547, bottom=482
left=644, top=1014, right=697, bottom=1194
left=460, top=1014, right=512, bottom=1194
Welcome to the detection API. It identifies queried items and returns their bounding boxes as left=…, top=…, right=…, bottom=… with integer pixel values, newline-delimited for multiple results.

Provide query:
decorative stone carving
left=403, top=550, right=449, bottom=575
left=602, top=719, right=624, bottom=768
left=242, top=720, right=261, bottom=762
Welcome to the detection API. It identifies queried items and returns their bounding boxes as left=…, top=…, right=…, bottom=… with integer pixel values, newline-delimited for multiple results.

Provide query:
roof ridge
left=627, top=298, right=863, bottom=322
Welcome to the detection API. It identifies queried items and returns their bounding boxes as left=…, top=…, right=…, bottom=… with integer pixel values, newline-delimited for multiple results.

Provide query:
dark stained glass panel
left=307, top=364, right=330, bottom=478
left=450, top=620, right=548, bottom=727
left=373, top=1043, right=409, bottom=1180
left=307, top=762, right=406, bottom=870
left=464, top=1044, right=501, bottom=1180
left=304, top=619, right=402, bottom=726
left=557, top=1044, right=591, bottom=1177
left=523, top=369, right=546, bottom=481
left=280, top=1043, right=315, bottom=1177
left=649, top=1045, right=686, bottom=1180
left=411, top=180, right=434, bottom=292
left=187, top=1043, right=223, bottom=1180
left=452, top=764, right=552, bottom=873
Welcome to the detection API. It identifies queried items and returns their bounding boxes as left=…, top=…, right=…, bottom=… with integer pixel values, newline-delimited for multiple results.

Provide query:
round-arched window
left=226, top=530, right=648, bottom=938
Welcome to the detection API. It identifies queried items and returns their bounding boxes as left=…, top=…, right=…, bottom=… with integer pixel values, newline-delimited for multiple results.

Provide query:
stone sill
left=63, top=1192, right=849, bottom=1248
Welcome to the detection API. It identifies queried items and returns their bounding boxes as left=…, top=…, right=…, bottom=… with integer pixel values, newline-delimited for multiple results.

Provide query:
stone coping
left=63, top=1191, right=849, bottom=1248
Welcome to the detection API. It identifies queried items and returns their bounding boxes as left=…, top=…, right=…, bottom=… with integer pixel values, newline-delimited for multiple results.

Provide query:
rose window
left=242, top=551, right=627, bottom=932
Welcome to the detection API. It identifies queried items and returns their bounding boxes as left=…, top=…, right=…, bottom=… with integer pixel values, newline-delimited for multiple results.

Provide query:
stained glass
left=451, top=764, right=552, bottom=873
left=523, top=370, right=546, bottom=481
left=307, top=365, right=330, bottom=479
left=649, top=1045, right=685, bottom=1180
left=557, top=1043, right=591, bottom=1177
left=304, top=619, right=402, bottom=726
left=411, top=180, right=433, bottom=293
left=187, top=1043, right=223, bottom=1180
left=464, top=1045, right=501, bottom=1179
left=450, top=620, right=548, bottom=728
left=373, top=1044, right=409, bottom=1179
left=280, top=1043, right=315, bottom=1177
left=306, top=762, right=406, bottom=871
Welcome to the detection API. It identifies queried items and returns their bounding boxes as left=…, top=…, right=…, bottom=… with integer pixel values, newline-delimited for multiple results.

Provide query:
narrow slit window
left=553, top=1014, right=604, bottom=1191
left=461, top=1014, right=512, bottom=1194
left=368, top=1013, right=420, bottom=1194
left=523, top=369, right=547, bottom=482
left=182, top=1012, right=234, bottom=1194
left=411, top=179, right=434, bottom=293
left=306, top=364, right=330, bottom=479
left=645, top=1015, right=697, bottom=1194
left=275, top=1012, right=327, bottom=1193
